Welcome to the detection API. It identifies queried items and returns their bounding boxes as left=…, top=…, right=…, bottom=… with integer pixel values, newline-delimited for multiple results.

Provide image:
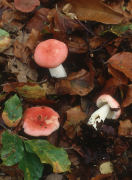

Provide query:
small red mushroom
left=14, top=0, right=40, bottom=13
left=34, top=39, right=68, bottom=78
left=88, top=94, right=121, bottom=130
left=23, top=106, right=60, bottom=136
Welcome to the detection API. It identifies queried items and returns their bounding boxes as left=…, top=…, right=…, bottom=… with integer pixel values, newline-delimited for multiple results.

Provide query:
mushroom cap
left=34, top=39, right=68, bottom=68
left=96, top=94, right=121, bottom=119
left=14, top=0, right=40, bottom=13
left=23, top=106, right=60, bottom=136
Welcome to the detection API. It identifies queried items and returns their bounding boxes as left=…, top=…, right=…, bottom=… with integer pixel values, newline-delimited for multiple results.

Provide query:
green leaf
left=24, top=140, right=71, bottom=173
left=2, top=94, right=22, bottom=127
left=19, top=152, right=44, bottom=180
left=1, top=131, right=24, bottom=166
left=0, top=29, right=9, bottom=38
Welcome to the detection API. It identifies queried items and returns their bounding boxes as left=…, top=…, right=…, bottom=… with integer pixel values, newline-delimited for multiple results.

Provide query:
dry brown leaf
left=108, top=52, right=132, bottom=81
left=66, top=0, right=124, bottom=24
left=108, top=64, right=128, bottom=85
left=55, top=69, right=94, bottom=96
left=91, top=174, right=112, bottom=180
left=100, top=77, right=125, bottom=95
left=2, top=10, right=25, bottom=32
left=64, top=106, right=87, bottom=139
left=118, top=120, right=132, bottom=137
left=67, top=35, right=88, bottom=53
left=26, top=8, right=50, bottom=32
left=26, top=29, right=42, bottom=50
left=8, top=59, right=38, bottom=82
left=122, top=84, right=132, bottom=107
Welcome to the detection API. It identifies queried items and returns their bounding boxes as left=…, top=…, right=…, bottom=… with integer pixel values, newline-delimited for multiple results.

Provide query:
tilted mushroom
left=88, top=94, right=121, bottom=130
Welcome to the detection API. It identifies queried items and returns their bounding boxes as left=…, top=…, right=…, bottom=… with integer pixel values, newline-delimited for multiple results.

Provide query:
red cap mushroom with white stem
left=34, top=39, right=68, bottom=78
left=88, top=94, right=121, bottom=130
left=23, top=106, right=60, bottom=136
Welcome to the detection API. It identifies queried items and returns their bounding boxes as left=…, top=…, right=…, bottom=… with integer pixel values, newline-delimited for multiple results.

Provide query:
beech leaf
left=24, top=139, right=71, bottom=173
left=1, top=131, right=24, bottom=166
left=19, top=152, right=44, bottom=180
left=67, top=0, right=124, bottom=24
left=2, top=94, right=22, bottom=127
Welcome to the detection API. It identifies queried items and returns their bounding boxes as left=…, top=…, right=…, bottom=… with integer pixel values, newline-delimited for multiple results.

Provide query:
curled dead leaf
left=108, top=52, right=132, bottom=81
left=8, top=58, right=38, bottom=82
left=3, top=82, right=56, bottom=104
left=66, top=0, right=124, bottom=24
left=55, top=69, right=94, bottom=96
left=118, top=120, right=132, bottom=137
left=67, top=36, right=88, bottom=53
left=122, top=84, right=132, bottom=107
left=26, top=8, right=50, bottom=32
left=64, top=106, right=87, bottom=139
left=108, top=64, right=128, bottom=85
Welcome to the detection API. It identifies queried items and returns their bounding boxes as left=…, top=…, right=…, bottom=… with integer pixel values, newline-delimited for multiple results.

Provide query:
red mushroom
left=23, top=106, right=60, bottom=136
left=34, top=39, right=68, bottom=78
left=14, top=0, right=40, bottom=13
left=88, top=94, right=121, bottom=130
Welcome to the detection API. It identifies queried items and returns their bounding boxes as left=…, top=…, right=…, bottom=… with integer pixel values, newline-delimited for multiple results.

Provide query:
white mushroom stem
left=49, top=64, right=67, bottom=78
left=88, top=104, right=110, bottom=130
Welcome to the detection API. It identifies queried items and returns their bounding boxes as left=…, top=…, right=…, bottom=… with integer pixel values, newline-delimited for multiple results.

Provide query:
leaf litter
left=0, top=0, right=132, bottom=180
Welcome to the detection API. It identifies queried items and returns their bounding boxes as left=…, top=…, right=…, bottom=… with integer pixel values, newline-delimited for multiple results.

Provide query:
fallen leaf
left=67, top=35, right=88, bottom=53
left=45, top=174, right=63, bottom=180
left=19, top=152, right=44, bottom=180
left=24, top=139, right=71, bottom=173
left=1, top=131, right=24, bottom=166
left=3, top=82, right=56, bottom=104
left=108, top=52, right=132, bottom=81
left=8, top=58, right=38, bottom=82
left=108, top=64, right=128, bottom=85
left=91, top=174, right=112, bottom=180
left=14, top=0, right=40, bottom=13
left=64, top=106, right=87, bottom=139
left=26, top=29, right=42, bottom=50
left=101, top=77, right=125, bottom=95
left=2, top=94, right=23, bottom=127
left=2, top=10, right=25, bottom=32
left=26, top=8, right=50, bottom=32
left=56, top=69, right=94, bottom=96
left=66, top=0, right=124, bottom=24
left=122, top=84, right=132, bottom=107
left=118, top=120, right=132, bottom=137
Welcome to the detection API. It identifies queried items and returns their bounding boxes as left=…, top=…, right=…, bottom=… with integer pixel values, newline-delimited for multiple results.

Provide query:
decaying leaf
left=26, top=29, right=42, bottom=50
left=108, top=64, right=128, bottom=85
left=0, top=28, right=11, bottom=53
left=67, top=35, right=88, bottom=53
left=3, top=82, right=56, bottom=103
left=56, top=69, right=94, bottom=96
left=91, top=174, right=113, bottom=180
left=64, top=106, right=87, bottom=139
left=24, top=139, right=71, bottom=173
left=108, top=52, right=132, bottom=81
left=66, top=0, right=124, bottom=24
left=2, top=10, right=25, bottom=32
left=26, top=8, right=50, bottom=32
left=2, top=94, right=22, bottom=127
left=122, top=84, right=132, bottom=107
left=14, top=0, right=40, bottom=13
left=8, top=59, right=38, bottom=82
left=1, top=131, right=24, bottom=166
left=118, top=120, right=132, bottom=137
